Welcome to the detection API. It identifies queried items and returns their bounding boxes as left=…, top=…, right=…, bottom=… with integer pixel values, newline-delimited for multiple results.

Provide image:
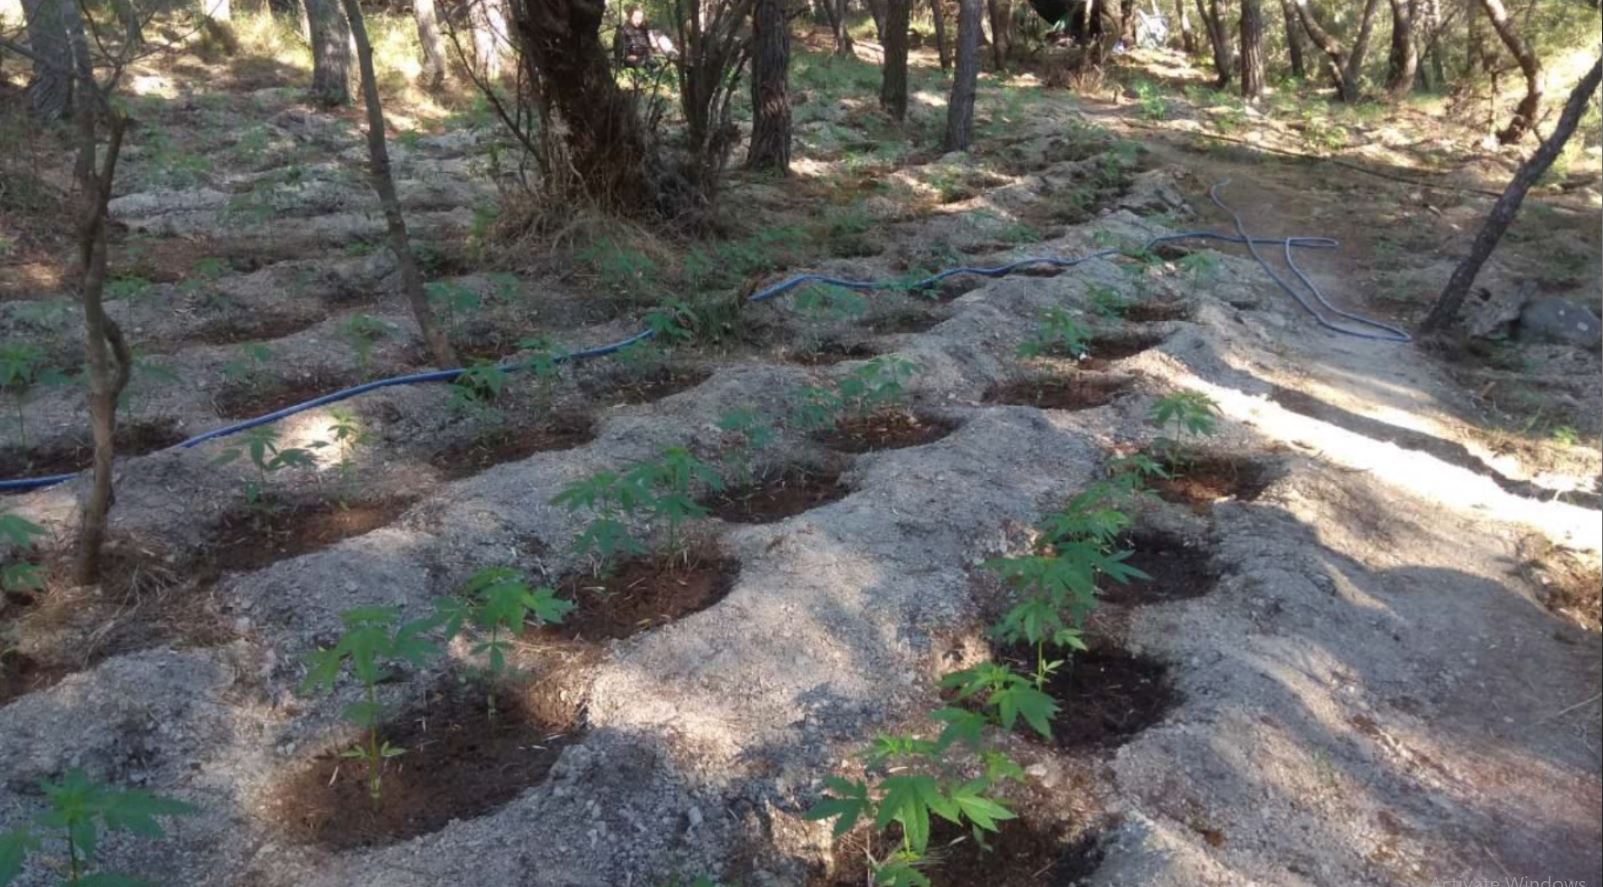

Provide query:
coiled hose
left=0, top=184, right=1405, bottom=493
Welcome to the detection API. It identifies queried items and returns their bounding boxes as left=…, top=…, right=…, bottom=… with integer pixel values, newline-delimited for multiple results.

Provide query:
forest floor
left=0, top=22, right=1599, bottom=887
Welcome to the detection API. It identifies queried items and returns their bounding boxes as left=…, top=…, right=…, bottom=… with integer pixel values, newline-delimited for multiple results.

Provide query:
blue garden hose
left=0, top=186, right=1404, bottom=493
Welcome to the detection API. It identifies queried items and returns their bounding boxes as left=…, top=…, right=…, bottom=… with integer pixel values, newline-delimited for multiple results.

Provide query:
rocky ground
left=1, top=41, right=1599, bottom=887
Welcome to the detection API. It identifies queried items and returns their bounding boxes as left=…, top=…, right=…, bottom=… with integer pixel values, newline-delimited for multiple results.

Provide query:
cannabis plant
left=1148, top=390, right=1221, bottom=469
left=434, top=567, right=573, bottom=720
left=551, top=469, right=654, bottom=570
left=300, top=606, right=442, bottom=803
left=516, top=335, right=564, bottom=409
left=220, top=342, right=273, bottom=394
left=0, top=507, right=48, bottom=596
left=0, top=342, right=65, bottom=449
left=213, top=425, right=315, bottom=511
left=628, top=447, right=723, bottom=556
left=0, top=769, right=196, bottom=886
left=341, top=313, right=395, bottom=377
left=806, top=731, right=1019, bottom=887
left=716, top=408, right=776, bottom=486
left=1018, top=307, right=1091, bottom=360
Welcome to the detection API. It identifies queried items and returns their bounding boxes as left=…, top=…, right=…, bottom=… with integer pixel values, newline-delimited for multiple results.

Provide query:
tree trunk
left=1422, top=0, right=1444, bottom=87
left=202, top=0, right=240, bottom=54
left=830, top=0, right=853, bottom=54
left=944, top=0, right=981, bottom=151
left=1198, top=0, right=1232, bottom=88
left=1385, top=0, right=1417, bottom=97
left=1293, top=0, right=1365, bottom=100
left=1421, top=57, right=1600, bottom=333
left=21, top=0, right=74, bottom=119
left=986, top=0, right=1009, bottom=70
left=1279, top=0, right=1303, bottom=76
left=339, top=0, right=459, bottom=368
left=1239, top=0, right=1264, bottom=98
left=747, top=0, right=791, bottom=171
left=1341, top=0, right=1382, bottom=93
left=472, top=0, right=508, bottom=79
left=1478, top=0, right=1541, bottom=143
left=416, top=0, right=448, bottom=88
left=882, top=0, right=911, bottom=117
left=1176, top=0, right=1197, bottom=52
left=306, top=0, right=352, bottom=105
left=866, top=0, right=888, bottom=40
left=932, top=0, right=950, bottom=69
left=1462, top=0, right=1483, bottom=77
left=509, top=0, right=654, bottom=213
left=114, top=0, right=144, bottom=47
left=72, top=91, right=132, bottom=586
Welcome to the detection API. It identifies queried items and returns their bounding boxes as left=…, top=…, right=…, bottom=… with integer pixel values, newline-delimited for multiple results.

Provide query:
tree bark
left=986, top=0, right=1010, bottom=70
left=1385, top=0, right=1417, bottom=97
left=509, top=0, right=654, bottom=213
left=306, top=0, right=352, bottom=105
left=72, top=90, right=132, bottom=586
left=21, top=0, right=74, bottom=119
left=747, top=0, right=791, bottom=171
left=932, top=0, right=950, bottom=69
left=1478, top=0, right=1541, bottom=143
left=1462, top=0, right=1483, bottom=77
left=866, top=0, right=888, bottom=40
left=829, top=0, right=853, bottom=54
left=472, top=0, right=508, bottom=79
left=1421, top=0, right=1444, bottom=87
left=1176, top=0, right=1197, bottom=53
left=1279, top=0, right=1303, bottom=77
left=1421, top=57, right=1600, bottom=333
left=1293, top=0, right=1373, bottom=100
left=416, top=0, right=448, bottom=88
left=944, top=0, right=981, bottom=151
left=1239, top=0, right=1264, bottom=98
left=882, top=0, right=911, bottom=117
left=1197, top=0, right=1232, bottom=88
left=339, top=0, right=459, bottom=368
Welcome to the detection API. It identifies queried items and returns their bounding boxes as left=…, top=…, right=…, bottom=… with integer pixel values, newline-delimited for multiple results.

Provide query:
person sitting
left=615, top=8, right=654, bottom=68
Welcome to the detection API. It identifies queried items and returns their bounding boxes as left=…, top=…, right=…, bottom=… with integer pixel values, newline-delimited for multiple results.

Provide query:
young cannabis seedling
left=805, top=732, right=1019, bottom=887
left=516, top=335, right=564, bottom=409
left=1148, top=390, right=1221, bottom=468
left=716, top=408, right=776, bottom=487
left=425, top=280, right=483, bottom=339
left=311, top=408, right=366, bottom=501
left=0, top=342, right=65, bottom=449
left=1086, top=283, right=1129, bottom=319
left=434, top=567, right=573, bottom=720
left=0, top=768, right=196, bottom=886
left=628, top=447, right=724, bottom=557
left=213, top=424, right=315, bottom=512
left=300, top=606, right=442, bottom=803
left=221, top=342, right=274, bottom=394
left=0, top=507, right=48, bottom=596
left=1018, top=307, right=1091, bottom=360
left=341, top=313, right=396, bottom=377
left=938, top=661, right=1059, bottom=740
left=551, top=469, right=654, bottom=571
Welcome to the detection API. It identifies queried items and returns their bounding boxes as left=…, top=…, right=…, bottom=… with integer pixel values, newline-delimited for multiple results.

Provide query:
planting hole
left=268, top=681, right=578, bottom=849
left=430, top=414, right=596, bottom=480
left=1150, top=453, right=1278, bottom=506
left=0, top=418, right=187, bottom=484
left=1122, top=299, right=1191, bottom=323
left=193, top=311, right=321, bottom=347
left=984, top=374, right=1131, bottom=411
left=703, top=467, right=851, bottom=523
left=607, top=366, right=712, bottom=406
left=552, top=547, right=739, bottom=641
left=815, top=410, right=957, bottom=453
left=215, top=371, right=348, bottom=420
left=0, top=651, right=59, bottom=708
left=996, top=644, right=1177, bottom=750
left=867, top=310, right=945, bottom=335
left=1086, top=330, right=1168, bottom=362
left=785, top=341, right=880, bottom=366
left=1101, top=530, right=1220, bottom=605
left=209, top=497, right=414, bottom=574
